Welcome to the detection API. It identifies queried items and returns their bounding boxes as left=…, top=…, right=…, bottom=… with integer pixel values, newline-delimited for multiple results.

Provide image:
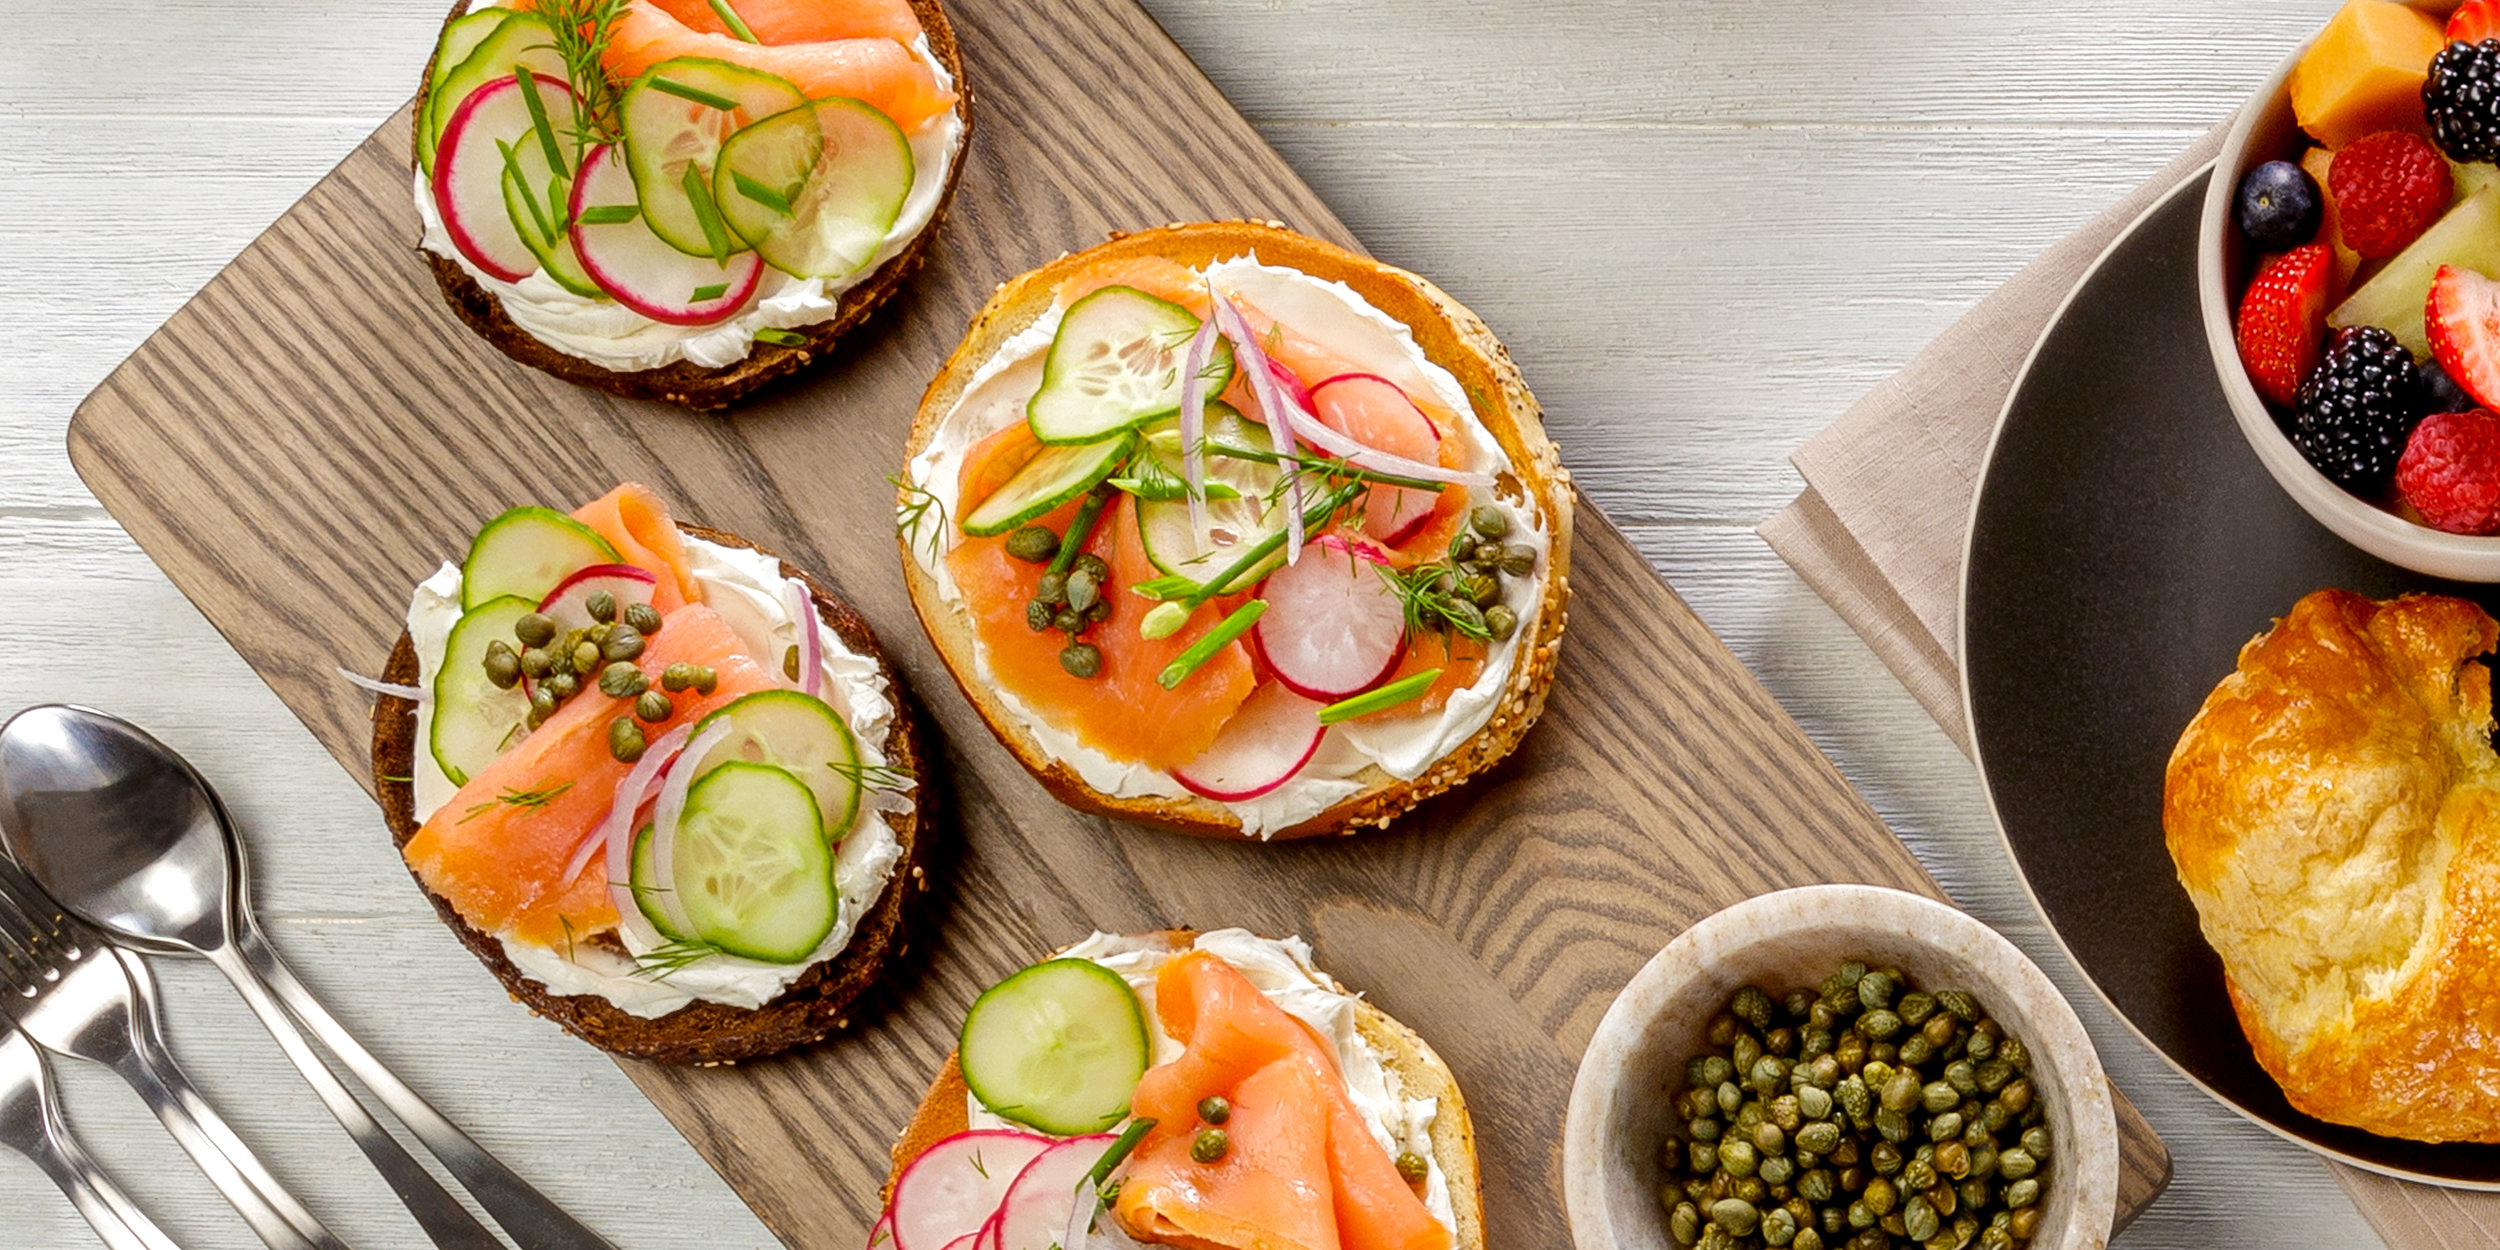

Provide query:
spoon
left=0, top=705, right=617, bottom=1250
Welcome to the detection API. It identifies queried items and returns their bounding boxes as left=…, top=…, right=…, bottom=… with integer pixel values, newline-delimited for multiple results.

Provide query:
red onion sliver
left=591, top=721, right=696, bottom=891
left=337, top=668, right=425, bottom=702
left=783, top=579, right=823, bottom=700
left=1209, top=294, right=1493, bottom=489
left=1177, top=317, right=1218, bottom=544
left=647, top=719, right=733, bottom=938
left=1211, top=294, right=1307, bottom=562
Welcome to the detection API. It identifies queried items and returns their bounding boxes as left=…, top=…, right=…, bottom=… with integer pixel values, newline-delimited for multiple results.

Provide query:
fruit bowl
left=2197, top=0, right=2500, bottom=579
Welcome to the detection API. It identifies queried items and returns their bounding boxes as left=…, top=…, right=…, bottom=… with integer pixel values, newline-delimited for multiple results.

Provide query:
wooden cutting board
left=62, top=0, right=2171, bottom=1244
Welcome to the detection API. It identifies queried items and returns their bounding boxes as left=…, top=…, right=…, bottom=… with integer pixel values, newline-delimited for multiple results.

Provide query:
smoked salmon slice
left=404, top=604, right=781, bottom=948
left=1116, top=952, right=1449, bottom=1250
left=645, top=0, right=925, bottom=45
left=957, top=420, right=1045, bottom=514
left=573, top=481, right=702, bottom=612
left=604, top=1, right=958, bottom=131
left=944, top=495, right=1255, bottom=770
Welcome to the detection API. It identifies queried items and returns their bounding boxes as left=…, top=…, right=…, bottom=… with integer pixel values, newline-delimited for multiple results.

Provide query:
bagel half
left=883, top=930, right=1486, bottom=1250
left=897, top=221, right=1572, bottom=840
left=372, top=522, right=933, bottom=1065
left=413, top=0, right=973, bottom=411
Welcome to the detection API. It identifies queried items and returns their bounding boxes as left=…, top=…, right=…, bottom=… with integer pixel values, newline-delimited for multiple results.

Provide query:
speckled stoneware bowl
left=1564, top=885, right=2118, bottom=1250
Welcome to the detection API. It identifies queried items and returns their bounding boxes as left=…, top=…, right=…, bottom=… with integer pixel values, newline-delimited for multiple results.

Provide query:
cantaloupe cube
left=2303, top=146, right=2365, bottom=292
left=2291, top=0, right=2446, bottom=148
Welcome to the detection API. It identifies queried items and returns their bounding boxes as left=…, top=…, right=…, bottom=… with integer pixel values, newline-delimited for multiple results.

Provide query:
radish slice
left=889, top=1131, right=1056, bottom=1250
left=782, top=579, right=823, bottom=699
left=992, top=1135, right=1117, bottom=1250
left=1250, top=536, right=1407, bottom=701
left=435, top=74, right=577, bottom=283
left=537, top=563, right=659, bottom=633
left=1172, top=681, right=1327, bottom=801
left=570, top=143, right=764, bottom=325
left=1310, top=374, right=1446, bottom=544
left=941, top=1234, right=981, bottom=1250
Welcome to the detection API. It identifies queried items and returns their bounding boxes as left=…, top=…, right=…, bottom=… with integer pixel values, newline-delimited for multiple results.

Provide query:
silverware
left=0, top=1012, right=183, bottom=1250
left=0, top=705, right=616, bottom=1250
left=0, top=860, right=340, bottom=1250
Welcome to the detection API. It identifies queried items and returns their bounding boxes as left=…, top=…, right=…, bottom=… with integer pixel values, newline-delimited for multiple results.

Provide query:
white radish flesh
left=1250, top=536, right=1407, bottom=701
left=992, top=1135, right=1117, bottom=1250
left=435, top=74, right=576, bottom=283
left=888, top=1131, right=1055, bottom=1250
left=1172, top=681, right=1327, bottom=802
left=537, top=563, right=659, bottom=634
left=570, top=143, right=764, bottom=325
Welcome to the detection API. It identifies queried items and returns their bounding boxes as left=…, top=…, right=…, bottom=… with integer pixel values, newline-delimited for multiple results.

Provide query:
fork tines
left=0, top=856, right=98, bottom=997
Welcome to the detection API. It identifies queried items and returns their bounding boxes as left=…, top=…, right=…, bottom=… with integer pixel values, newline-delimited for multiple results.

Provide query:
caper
left=2008, top=1207, right=2041, bottom=1240
left=1928, top=1112, right=1963, bottom=1145
left=1896, top=1035, right=1932, bottom=1067
left=1753, top=1122, right=1786, bottom=1157
left=1856, top=972, right=1896, bottom=1012
left=608, top=717, right=646, bottom=762
left=1933, top=1140, right=1969, bottom=1179
left=1879, top=1070, right=1920, bottom=1113
left=586, top=590, right=617, bottom=624
left=1967, top=1146, right=1997, bottom=1180
left=514, top=612, right=557, bottom=647
left=1999, top=1037, right=2030, bottom=1072
left=1797, top=1086, right=1834, bottom=1122
left=1751, top=1056, right=1790, bottom=1095
left=1060, top=642, right=1102, bottom=679
left=1895, top=991, right=1935, bottom=1028
left=2003, top=1177, right=2039, bottom=1210
left=1836, top=1076, right=1872, bottom=1123
left=624, top=602, right=663, bottom=635
left=1066, top=569, right=1101, bottom=614
left=544, top=670, right=580, bottom=700
left=1446, top=599, right=1487, bottom=635
left=1979, top=1228, right=2013, bottom=1250
left=1035, top=570, right=1070, bottom=607
left=1449, top=572, right=1494, bottom=608
left=1392, top=1150, right=1427, bottom=1185
left=1446, top=528, right=1476, bottom=562
left=1499, top=543, right=1538, bottom=576
left=1699, top=1056, right=1736, bottom=1089
left=1199, top=1096, right=1231, bottom=1124
left=596, top=623, right=642, bottom=663
left=1006, top=525, right=1060, bottom=563
left=520, top=647, right=554, bottom=679
left=1974, top=1059, right=2013, bottom=1094
left=1846, top=1200, right=1875, bottom=1230
left=483, top=642, right=522, bottom=689
left=598, top=661, right=647, bottom=698
left=1902, top=1155, right=1937, bottom=1191
left=1689, top=1140, right=1719, bottom=1173
left=1965, top=1029, right=1997, bottom=1063
left=635, top=689, right=673, bottom=723
left=1732, top=985, right=1775, bottom=1029
left=1691, top=1116, right=1723, bottom=1143
left=1862, top=1177, right=1898, bottom=1217
left=1733, top=1034, right=1763, bottom=1076
left=1922, top=1013, right=1958, bottom=1049
left=1796, top=1121, right=1842, bottom=1155
left=1054, top=608, right=1086, bottom=634
left=1769, top=1094, right=1802, bottom=1132
left=2020, top=1126, right=2051, bottom=1159
left=1026, top=600, right=1055, bottom=631
left=572, top=640, right=602, bottom=673
left=529, top=686, right=557, bottom=720
left=1669, top=1202, right=1701, bottom=1246
left=588, top=622, right=614, bottom=647
left=1190, top=1129, right=1228, bottom=1164
left=1857, top=1009, right=1902, bottom=1041
left=1997, top=1078, right=2033, bottom=1115
left=1710, top=1198, right=1761, bottom=1238
left=1469, top=505, right=1510, bottom=539
left=691, top=665, right=718, bottom=696
left=1793, top=1229, right=1824, bottom=1250
left=659, top=662, right=693, bottom=692
left=1995, top=1148, right=2036, bottom=1181
left=1920, top=1082, right=1959, bottom=1115
left=1873, top=1107, right=1910, bottom=1143
left=1718, top=1139, right=1759, bottom=1178
left=1759, top=1155, right=1794, bottom=1187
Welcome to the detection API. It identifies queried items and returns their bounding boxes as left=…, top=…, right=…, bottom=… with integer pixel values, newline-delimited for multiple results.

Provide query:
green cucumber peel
left=1317, top=668, right=1444, bottom=724
left=1157, top=599, right=1267, bottom=690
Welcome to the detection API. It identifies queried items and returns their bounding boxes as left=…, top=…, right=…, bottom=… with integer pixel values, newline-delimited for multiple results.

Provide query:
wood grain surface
left=55, top=1, right=2173, bottom=1247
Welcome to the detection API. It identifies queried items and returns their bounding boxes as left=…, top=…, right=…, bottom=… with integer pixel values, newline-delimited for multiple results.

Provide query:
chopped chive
left=546, top=174, right=570, bottom=234
left=577, top=203, right=640, bottom=225
left=682, top=164, right=734, bottom=263
left=1087, top=1119, right=1157, bottom=1191
left=707, top=0, right=761, bottom=42
left=1159, top=600, right=1267, bottom=690
left=1207, top=441, right=1447, bottom=493
left=1178, top=481, right=1363, bottom=610
left=1130, top=574, right=1196, bottom=601
left=1044, top=491, right=1114, bottom=574
left=498, top=142, right=557, bottom=244
left=1317, top=669, right=1442, bottom=724
left=513, top=68, right=570, bottom=177
left=691, top=282, right=729, bottom=301
left=650, top=76, right=740, bottom=111
left=754, top=327, right=808, bottom=347
left=731, top=170, right=797, bottom=217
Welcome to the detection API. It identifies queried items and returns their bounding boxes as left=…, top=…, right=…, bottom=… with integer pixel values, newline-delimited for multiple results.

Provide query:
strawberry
left=2329, top=130, right=2455, bottom=259
left=2453, top=0, right=2500, bottom=44
left=2235, top=244, right=2334, bottom=407
left=2399, top=409, right=2500, bottom=534
left=2428, top=264, right=2500, bottom=409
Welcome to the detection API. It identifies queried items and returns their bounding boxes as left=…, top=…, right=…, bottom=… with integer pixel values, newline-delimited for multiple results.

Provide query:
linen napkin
left=1757, top=121, right=2500, bottom=1250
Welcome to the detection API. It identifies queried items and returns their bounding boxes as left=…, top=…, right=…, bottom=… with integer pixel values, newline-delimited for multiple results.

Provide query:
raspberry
left=2330, top=131, right=2455, bottom=259
left=2398, top=409, right=2500, bottom=534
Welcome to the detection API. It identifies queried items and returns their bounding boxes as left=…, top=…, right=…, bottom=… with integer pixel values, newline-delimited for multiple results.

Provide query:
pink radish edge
left=568, top=143, right=764, bottom=325
left=886, top=1130, right=1055, bottom=1250
left=434, top=73, right=575, bottom=283
left=1308, top=373, right=1449, bottom=546
left=991, top=1134, right=1118, bottom=1250
left=1250, top=535, right=1408, bottom=702
left=1173, top=681, right=1328, bottom=802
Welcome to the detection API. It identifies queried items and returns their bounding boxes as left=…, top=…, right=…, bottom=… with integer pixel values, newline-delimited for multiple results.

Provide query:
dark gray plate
left=1962, top=168, right=2500, bottom=1186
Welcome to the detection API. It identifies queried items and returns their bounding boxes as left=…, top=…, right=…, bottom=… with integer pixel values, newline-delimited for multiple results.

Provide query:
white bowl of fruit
left=2200, top=0, right=2500, bottom=578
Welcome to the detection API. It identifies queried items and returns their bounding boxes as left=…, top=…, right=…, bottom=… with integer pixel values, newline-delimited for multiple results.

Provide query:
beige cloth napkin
left=1758, top=125, right=2500, bottom=1250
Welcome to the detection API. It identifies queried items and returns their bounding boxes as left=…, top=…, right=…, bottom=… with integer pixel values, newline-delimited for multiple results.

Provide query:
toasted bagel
left=371, top=522, right=933, bottom=1065
left=897, top=221, right=1571, bottom=840
left=884, top=930, right=1485, bottom=1250
left=412, top=0, right=972, bottom=411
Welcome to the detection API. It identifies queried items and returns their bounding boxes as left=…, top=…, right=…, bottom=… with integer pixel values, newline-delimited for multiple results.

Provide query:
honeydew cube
left=2330, top=185, right=2500, bottom=358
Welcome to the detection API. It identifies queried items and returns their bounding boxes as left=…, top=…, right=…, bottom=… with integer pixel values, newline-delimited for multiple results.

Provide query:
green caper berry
left=1394, top=1151, right=1427, bottom=1184
left=1902, top=1156, right=1937, bottom=1191
left=1468, top=505, right=1510, bottom=539
left=1717, top=1082, right=1743, bottom=1116
left=636, top=690, right=673, bottom=723
left=691, top=665, right=719, bottom=695
left=1921, top=1013, right=1958, bottom=1050
left=1795, top=1121, right=1842, bottom=1155
left=1943, top=1060, right=1978, bottom=1096
left=1070, top=552, right=1109, bottom=582
left=1792, top=1229, right=1824, bottom=1250
left=1696, top=1227, right=1734, bottom=1250
left=545, top=670, right=580, bottom=699
left=1731, top=985, right=1774, bottom=1029
left=1758, top=1155, right=1794, bottom=1187
left=1902, top=1195, right=1940, bottom=1242
left=1669, top=1202, right=1701, bottom=1247
left=1769, top=1094, right=1802, bottom=1132
left=608, top=717, right=646, bottom=762
left=1733, top=1034, right=1763, bottom=1075
left=1066, top=570, right=1101, bottom=614
left=625, top=602, right=663, bottom=635
left=2020, top=1126, right=2051, bottom=1159
left=1893, top=991, right=1934, bottom=1026
left=1498, top=543, right=1537, bottom=576
left=1974, top=1059, right=2012, bottom=1094
left=1685, top=1056, right=1712, bottom=1089
left=658, top=662, right=693, bottom=692
left=1754, top=1205, right=1795, bottom=1246
left=1846, top=1200, right=1875, bottom=1230
left=598, top=662, right=647, bottom=698
left=2008, top=1207, right=2042, bottom=1240
left=1879, top=1070, right=1920, bottom=1113
left=1998, top=1078, right=2032, bottom=1115
left=1199, top=1096, right=1231, bottom=1124
left=1751, top=1056, right=1789, bottom=1094
left=510, top=612, right=554, bottom=647
left=1735, top=1102, right=1765, bottom=1131
left=1998, top=1037, right=2029, bottom=1072
left=1005, top=525, right=1060, bottom=563
left=1870, top=1141, right=1903, bottom=1176
left=1445, top=528, right=1476, bottom=562
left=1965, top=1030, right=1996, bottom=1063
left=1979, top=1228, right=2013, bottom=1250
left=1799, top=1167, right=1836, bottom=1203
left=1060, top=642, right=1102, bottom=679
left=1035, top=570, right=1070, bottom=607
left=1025, top=600, right=1055, bottom=631
left=1920, top=1082, right=1959, bottom=1115
left=593, top=623, right=640, bottom=663
left=1873, top=1107, right=1909, bottom=1143
left=1928, top=1112, right=1962, bottom=1145
left=2001, top=1177, right=2039, bottom=1211
left=1190, top=1129, right=1228, bottom=1164
left=572, top=640, right=602, bottom=673
left=585, top=590, right=617, bottom=624
left=588, top=623, right=614, bottom=648
left=520, top=647, right=554, bottom=679
left=1709, top=1197, right=1760, bottom=1237
left=1933, top=1140, right=1969, bottom=1179
left=1856, top=1009, right=1901, bottom=1041
left=1996, top=1147, right=2036, bottom=1181
left=1455, top=572, right=1498, bottom=608
left=1797, top=1086, right=1834, bottom=1122
left=1896, top=1035, right=1931, bottom=1067
left=1718, top=1139, right=1759, bottom=1178
left=1801, top=1028, right=1835, bottom=1060
left=1856, top=972, right=1894, bottom=1011
left=1836, top=1076, right=1872, bottom=1123
left=1700, top=1056, right=1737, bottom=1089
left=483, top=642, right=522, bottom=689
left=1861, top=1177, right=1898, bottom=1217
left=1753, top=1122, right=1786, bottom=1157
left=1690, top=1116, right=1723, bottom=1143
left=1054, top=608, right=1086, bottom=634
left=1964, top=1116, right=1991, bottom=1149
left=529, top=686, right=558, bottom=717
left=1689, top=1140, right=1719, bottom=1173
left=1868, top=1041, right=1898, bottom=1066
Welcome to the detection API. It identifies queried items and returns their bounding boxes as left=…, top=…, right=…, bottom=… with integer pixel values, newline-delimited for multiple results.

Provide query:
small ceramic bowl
left=2193, top=1, right=2500, bottom=580
left=1564, top=885, right=2118, bottom=1250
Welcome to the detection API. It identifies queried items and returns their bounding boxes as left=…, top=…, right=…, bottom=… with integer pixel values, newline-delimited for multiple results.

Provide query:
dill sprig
left=1378, top=563, right=1494, bottom=641
left=632, top=939, right=730, bottom=980
left=544, top=0, right=633, bottom=148
left=892, top=473, right=950, bottom=561
left=457, top=780, right=574, bottom=825
left=829, top=759, right=916, bottom=791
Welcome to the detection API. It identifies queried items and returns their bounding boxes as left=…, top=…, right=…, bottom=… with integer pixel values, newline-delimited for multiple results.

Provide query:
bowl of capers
left=1564, top=885, right=2117, bottom=1250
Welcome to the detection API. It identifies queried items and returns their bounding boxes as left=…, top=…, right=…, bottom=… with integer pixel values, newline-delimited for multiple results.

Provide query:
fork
left=0, top=1016, right=182, bottom=1250
left=0, top=862, right=346, bottom=1250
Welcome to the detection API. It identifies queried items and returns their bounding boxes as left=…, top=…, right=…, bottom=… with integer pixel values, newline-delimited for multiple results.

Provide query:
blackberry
left=2428, top=39, right=2500, bottom=163
left=2290, top=327, right=2430, bottom=490
left=2423, top=356, right=2477, bottom=415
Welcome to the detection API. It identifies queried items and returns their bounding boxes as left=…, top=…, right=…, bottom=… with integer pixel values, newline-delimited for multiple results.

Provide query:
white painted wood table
left=0, top=0, right=2387, bottom=1245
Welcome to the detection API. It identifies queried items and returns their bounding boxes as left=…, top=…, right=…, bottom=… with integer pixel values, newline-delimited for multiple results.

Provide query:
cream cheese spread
left=966, top=930, right=1455, bottom=1233
left=902, top=255, right=1550, bottom=837
left=414, top=28, right=965, bottom=373
left=407, top=536, right=905, bottom=1017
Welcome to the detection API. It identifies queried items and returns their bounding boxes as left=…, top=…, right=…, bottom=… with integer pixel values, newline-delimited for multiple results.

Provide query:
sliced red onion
left=645, top=718, right=733, bottom=938
left=1209, top=293, right=1492, bottom=489
left=337, top=668, right=425, bottom=702
left=588, top=721, right=697, bottom=890
left=782, top=579, right=823, bottom=699
left=1177, top=317, right=1218, bottom=544
left=1210, top=294, right=1307, bottom=562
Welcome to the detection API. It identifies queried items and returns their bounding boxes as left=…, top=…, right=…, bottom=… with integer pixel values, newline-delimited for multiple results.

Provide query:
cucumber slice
left=1135, top=405, right=1286, bottom=591
left=670, top=762, right=837, bottom=963
left=629, top=824, right=694, bottom=942
left=687, top=690, right=864, bottom=840
left=427, top=12, right=563, bottom=176
left=959, top=959, right=1151, bottom=1136
left=460, top=506, right=622, bottom=610
left=960, top=431, right=1137, bottom=537
left=419, top=8, right=514, bottom=174
left=497, top=94, right=602, bottom=298
left=1027, top=287, right=1235, bottom=445
left=716, top=97, right=915, bottom=280
left=620, top=58, right=808, bottom=259
left=429, top=595, right=537, bottom=787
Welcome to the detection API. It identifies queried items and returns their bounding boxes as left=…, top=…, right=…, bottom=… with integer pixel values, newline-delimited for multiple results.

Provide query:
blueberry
left=2423, top=356, right=2478, bottom=414
left=2237, top=160, right=2324, bottom=250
